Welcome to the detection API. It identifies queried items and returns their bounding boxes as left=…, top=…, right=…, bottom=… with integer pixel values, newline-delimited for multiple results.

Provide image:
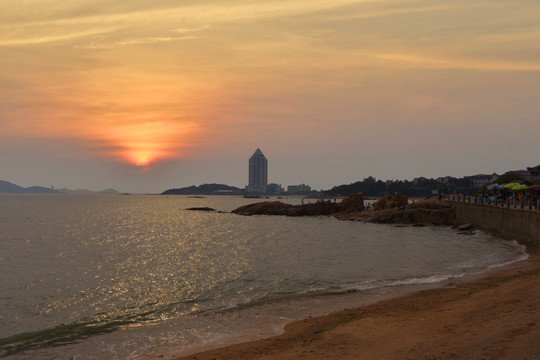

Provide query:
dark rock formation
left=232, top=193, right=364, bottom=216
left=334, top=207, right=455, bottom=226
left=407, top=197, right=452, bottom=209
left=339, top=193, right=365, bottom=212
left=232, top=192, right=458, bottom=227
left=372, top=194, right=408, bottom=210
left=232, top=200, right=342, bottom=216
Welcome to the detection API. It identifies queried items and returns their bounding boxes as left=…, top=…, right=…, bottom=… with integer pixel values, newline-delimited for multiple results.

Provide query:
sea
left=0, top=194, right=528, bottom=359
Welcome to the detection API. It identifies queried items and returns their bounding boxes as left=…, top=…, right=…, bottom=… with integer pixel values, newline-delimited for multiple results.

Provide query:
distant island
left=0, top=180, right=58, bottom=194
left=0, top=180, right=120, bottom=194
left=59, top=188, right=121, bottom=194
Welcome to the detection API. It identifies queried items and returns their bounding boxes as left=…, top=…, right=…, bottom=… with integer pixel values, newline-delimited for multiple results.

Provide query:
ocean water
left=0, top=194, right=527, bottom=359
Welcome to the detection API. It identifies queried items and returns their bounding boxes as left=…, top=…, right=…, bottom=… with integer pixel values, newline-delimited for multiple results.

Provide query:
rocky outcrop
left=232, top=193, right=364, bottom=216
left=232, top=200, right=342, bottom=216
left=406, top=197, right=452, bottom=210
left=339, top=193, right=365, bottom=212
left=334, top=207, right=455, bottom=226
left=372, top=194, right=408, bottom=210
left=232, top=193, right=457, bottom=227
left=334, top=197, right=455, bottom=226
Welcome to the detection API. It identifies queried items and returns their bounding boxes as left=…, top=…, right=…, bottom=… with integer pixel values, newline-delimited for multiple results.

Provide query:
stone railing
left=447, top=194, right=539, bottom=212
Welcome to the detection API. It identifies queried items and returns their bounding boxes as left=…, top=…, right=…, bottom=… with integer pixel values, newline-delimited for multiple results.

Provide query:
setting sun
left=135, top=157, right=150, bottom=167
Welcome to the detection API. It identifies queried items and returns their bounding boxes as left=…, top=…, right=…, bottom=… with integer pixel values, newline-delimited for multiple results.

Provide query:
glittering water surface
left=0, top=195, right=527, bottom=359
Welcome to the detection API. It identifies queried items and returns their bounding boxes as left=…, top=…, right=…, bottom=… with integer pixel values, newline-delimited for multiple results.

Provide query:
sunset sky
left=1, top=0, right=539, bottom=193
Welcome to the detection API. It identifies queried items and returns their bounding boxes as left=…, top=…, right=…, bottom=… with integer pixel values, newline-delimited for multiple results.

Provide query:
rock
left=334, top=207, right=455, bottom=226
left=339, top=193, right=364, bottom=212
left=232, top=193, right=364, bottom=216
left=454, top=223, right=475, bottom=231
left=407, top=197, right=452, bottom=209
left=185, top=207, right=216, bottom=212
left=232, top=192, right=458, bottom=228
left=372, top=194, right=408, bottom=210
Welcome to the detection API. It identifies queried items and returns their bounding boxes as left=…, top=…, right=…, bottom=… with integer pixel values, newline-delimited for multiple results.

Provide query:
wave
left=210, top=272, right=469, bottom=317
left=486, top=242, right=529, bottom=270
left=0, top=309, right=160, bottom=357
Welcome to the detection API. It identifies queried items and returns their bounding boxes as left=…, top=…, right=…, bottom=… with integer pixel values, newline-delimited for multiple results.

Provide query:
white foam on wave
left=352, top=273, right=466, bottom=292
left=486, top=240, right=529, bottom=270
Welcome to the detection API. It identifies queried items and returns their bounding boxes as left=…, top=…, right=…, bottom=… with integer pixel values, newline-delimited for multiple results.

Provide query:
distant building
left=412, top=177, right=429, bottom=185
left=246, top=148, right=268, bottom=193
left=527, top=164, right=540, bottom=178
left=504, top=169, right=532, bottom=179
left=287, top=184, right=311, bottom=194
left=469, top=173, right=499, bottom=188
left=266, top=183, right=284, bottom=194
left=436, top=176, right=457, bottom=184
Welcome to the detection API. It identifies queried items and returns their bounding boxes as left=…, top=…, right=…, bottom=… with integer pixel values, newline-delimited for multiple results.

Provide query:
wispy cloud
left=78, top=34, right=199, bottom=49
left=0, top=27, right=118, bottom=46
left=1, top=0, right=419, bottom=48
left=371, top=52, right=540, bottom=71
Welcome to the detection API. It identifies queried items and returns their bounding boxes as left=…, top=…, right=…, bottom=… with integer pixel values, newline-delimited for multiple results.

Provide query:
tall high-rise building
left=247, top=148, right=268, bottom=193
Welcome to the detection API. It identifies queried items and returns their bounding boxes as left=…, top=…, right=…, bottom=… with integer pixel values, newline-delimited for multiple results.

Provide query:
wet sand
left=173, top=247, right=540, bottom=360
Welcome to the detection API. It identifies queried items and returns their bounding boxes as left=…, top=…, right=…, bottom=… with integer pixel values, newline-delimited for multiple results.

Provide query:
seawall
left=449, top=198, right=540, bottom=247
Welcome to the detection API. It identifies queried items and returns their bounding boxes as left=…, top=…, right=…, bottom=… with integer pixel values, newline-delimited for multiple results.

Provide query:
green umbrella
left=502, top=183, right=520, bottom=189
left=512, top=184, right=529, bottom=191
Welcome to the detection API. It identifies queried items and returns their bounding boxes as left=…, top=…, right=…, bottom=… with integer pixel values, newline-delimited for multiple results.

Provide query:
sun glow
left=135, top=157, right=150, bottom=167
left=97, top=120, right=199, bottom=168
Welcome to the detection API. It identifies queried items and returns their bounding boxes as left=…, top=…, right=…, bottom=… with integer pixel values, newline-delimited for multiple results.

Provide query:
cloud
left=370, top=52, right=540, bottom=71
left=3, top=0, right=440, bottom=48
left=0, top=27, right=118, bottom=46
left=78, top=34, right=199, bottom=49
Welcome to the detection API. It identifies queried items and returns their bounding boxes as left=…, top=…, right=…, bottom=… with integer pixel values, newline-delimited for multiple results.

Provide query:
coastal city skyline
left=1, top=1, right=539, bottom=193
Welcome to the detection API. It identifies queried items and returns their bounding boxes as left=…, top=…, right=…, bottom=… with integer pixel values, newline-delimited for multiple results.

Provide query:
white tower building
left=247, top=148, right=268, bottom=193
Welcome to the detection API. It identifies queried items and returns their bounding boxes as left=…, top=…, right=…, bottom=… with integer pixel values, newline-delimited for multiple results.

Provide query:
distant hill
left=0, top=180, right=58, bottom=194
left=162, top=183, right=243, bottom=195
left=0, top=180, right=121, bottom=194
left=60, top=188, right=121, bottom=194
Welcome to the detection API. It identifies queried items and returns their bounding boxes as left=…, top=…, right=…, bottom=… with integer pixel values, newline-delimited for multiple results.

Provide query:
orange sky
left=1, top=0, right=539, bottom=192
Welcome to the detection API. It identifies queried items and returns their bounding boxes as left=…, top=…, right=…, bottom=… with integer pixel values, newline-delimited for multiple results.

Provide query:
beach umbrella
left=530, top=185, right=540, bottom=190
left=502, top=183, right=521, bottom=190
left=512, top=184, right=529, bottom=191
left=487, top=184, right=502, bottom=190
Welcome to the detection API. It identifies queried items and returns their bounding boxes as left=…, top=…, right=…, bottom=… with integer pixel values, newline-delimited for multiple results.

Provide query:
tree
left=494, top=174, right=524, bottom=185
left=527, top=164, right=540, bottom=177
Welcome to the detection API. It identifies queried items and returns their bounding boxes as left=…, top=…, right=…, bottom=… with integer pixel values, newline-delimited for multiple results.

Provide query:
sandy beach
left=174, top=247, right=540, bottom=360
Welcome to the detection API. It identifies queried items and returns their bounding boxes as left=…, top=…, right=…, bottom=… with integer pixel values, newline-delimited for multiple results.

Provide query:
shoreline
left=161, top=246, right=539, bottom=360
left=149, top=198, right=540, bottom=360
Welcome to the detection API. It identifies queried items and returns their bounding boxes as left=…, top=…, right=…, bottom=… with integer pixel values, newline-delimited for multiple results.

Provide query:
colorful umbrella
left=501, top=183, right=521, bottom=189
